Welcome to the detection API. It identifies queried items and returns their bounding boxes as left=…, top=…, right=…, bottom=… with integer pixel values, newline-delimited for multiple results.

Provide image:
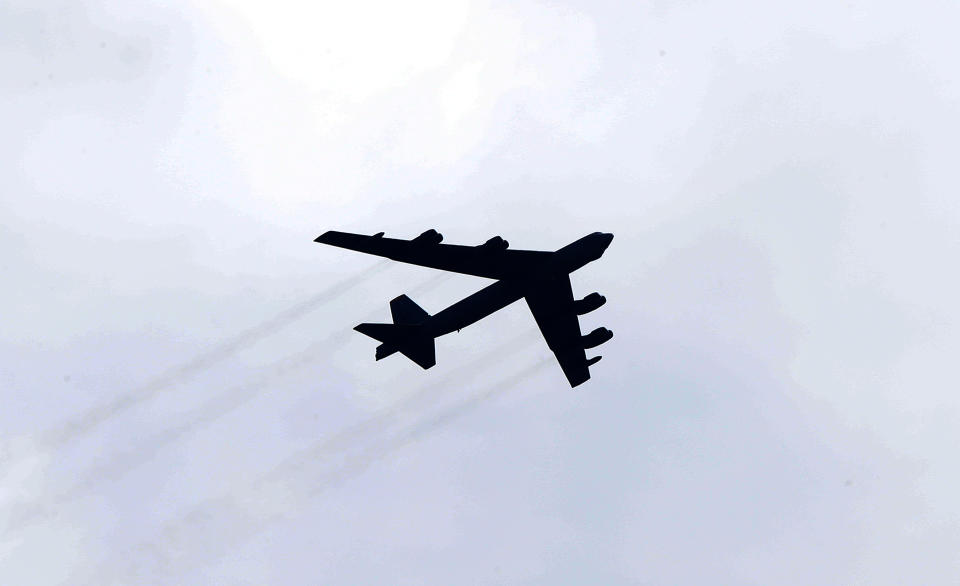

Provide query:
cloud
left=3, top=0, right=960, bottom=584
left=190, top=0, right=605, bottom=214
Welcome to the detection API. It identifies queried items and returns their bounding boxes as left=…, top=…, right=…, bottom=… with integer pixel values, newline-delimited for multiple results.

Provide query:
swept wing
left=315, top=230, right=549, bottom=280
left=525, top=275, right=598, bottom=387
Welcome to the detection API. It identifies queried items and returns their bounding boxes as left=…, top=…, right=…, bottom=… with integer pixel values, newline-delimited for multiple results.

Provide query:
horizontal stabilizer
left=396, top=336, right=436, bottom=369
left=354, top=322, right=414, bottom=345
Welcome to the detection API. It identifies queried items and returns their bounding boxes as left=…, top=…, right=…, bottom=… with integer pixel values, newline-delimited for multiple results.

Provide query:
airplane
left=314, top=229, right=614, bottom=387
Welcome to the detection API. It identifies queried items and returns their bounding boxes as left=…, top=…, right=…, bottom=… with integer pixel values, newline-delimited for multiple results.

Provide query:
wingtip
left=314, top=230, right=335, bottom=243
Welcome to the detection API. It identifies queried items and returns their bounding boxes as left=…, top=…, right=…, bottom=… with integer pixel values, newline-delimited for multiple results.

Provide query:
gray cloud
left=3, top=0, right=959, bottom=584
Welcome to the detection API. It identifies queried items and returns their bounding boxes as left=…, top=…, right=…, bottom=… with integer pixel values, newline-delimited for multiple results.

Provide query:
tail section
left=355, top=295, right=436, bottom=369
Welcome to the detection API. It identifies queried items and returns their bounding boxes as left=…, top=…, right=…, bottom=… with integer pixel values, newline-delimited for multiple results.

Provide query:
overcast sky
left=2, top=0, right=959, bottom=583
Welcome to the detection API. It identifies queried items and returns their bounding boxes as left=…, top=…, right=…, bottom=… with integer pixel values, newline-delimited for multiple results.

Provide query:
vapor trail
left=2, top=329, right=352, bottom=534
left=0, top=261, right=387, bottom=483
left=261, top=329, right=540, bottom=484
left=83, top=344, right=545, bottom=585
left=3, top=271, right=450, bottom=532
left=304, top=357, right=552, bottom=497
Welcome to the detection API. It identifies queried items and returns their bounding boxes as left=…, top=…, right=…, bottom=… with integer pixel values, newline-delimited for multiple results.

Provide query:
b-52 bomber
left=315, top=229, right=614, bottom=387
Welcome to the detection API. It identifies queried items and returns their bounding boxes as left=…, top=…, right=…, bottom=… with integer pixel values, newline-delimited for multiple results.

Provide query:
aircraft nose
left=603, top=233, right=614, bottom=247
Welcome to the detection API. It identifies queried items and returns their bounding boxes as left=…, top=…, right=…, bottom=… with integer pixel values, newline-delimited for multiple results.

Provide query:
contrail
left=0, top=262, right=387, bottom=482
left=161, top=359, right=552, bottom=583
left=42, top=262, right=389, bottom=448
left=2, top=329, right=352, bottom=533
left=82, top=345, right=546, bottom=585
left=304, top=357, right=552, bottom=497
left=3, top=271, right=451, bottom=532
left=261, top=329, right=540, bottom=484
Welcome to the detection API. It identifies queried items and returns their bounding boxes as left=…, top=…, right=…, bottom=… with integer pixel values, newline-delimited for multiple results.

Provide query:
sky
left=2, top=0, right=959, bottom=583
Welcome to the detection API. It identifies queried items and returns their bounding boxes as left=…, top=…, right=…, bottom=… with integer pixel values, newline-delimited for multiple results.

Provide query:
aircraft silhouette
left=315, top=229, right=614, bottom=387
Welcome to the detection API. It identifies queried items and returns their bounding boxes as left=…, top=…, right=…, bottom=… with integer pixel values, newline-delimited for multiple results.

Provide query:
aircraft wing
left=524, top=275, right=594, bottom=387
left=315, top=230, right=550, bottom=280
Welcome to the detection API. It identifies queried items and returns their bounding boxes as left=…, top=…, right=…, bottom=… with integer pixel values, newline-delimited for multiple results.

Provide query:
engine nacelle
left=573, top=292, right=606, bottom=315
left=413, top=229, right=443, bottom=244
left=479, top=236, right=509, bottom=250
left=581, top=327, right=613, bottom=349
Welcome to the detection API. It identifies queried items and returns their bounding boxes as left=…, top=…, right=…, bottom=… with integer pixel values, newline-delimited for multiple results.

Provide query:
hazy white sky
left=2, top=0, right=959, bottom=583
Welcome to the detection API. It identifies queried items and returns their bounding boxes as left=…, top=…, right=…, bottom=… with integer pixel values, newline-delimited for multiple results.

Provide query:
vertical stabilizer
left=390, top=294, right=430, bottom=324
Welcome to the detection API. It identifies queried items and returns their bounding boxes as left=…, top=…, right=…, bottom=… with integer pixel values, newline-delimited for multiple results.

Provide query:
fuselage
left=422, top=232, right=613, bottom=338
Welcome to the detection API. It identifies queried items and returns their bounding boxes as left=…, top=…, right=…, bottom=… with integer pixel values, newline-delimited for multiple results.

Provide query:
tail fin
left=390, top=294, right=429, bottom=324
left=355, top=294, right=435, bottom=369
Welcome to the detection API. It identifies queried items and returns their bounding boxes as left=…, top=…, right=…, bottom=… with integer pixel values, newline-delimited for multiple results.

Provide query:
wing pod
left=573, top=292, right=606, bottom=315
left=372, top=231, right=385, bottom=238
left=413, top=229, right=443, bottom=244
left=586, top=356, right=602, bottom=367
left=478, top=236, right=509, bottom=250
left=581, top=327, right=613, bottom=349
